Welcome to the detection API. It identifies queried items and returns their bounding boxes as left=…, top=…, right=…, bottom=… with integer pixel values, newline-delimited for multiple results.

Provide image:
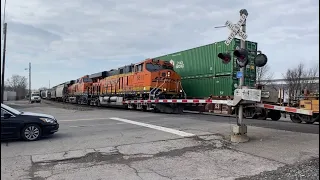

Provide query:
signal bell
left=217, top=53, right=231, bottom=64
left=254, top=53, right=268, bottom=67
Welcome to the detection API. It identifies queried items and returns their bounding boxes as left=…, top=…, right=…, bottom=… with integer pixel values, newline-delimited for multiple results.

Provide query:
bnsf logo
left=175, top=61, right=184, bottom=69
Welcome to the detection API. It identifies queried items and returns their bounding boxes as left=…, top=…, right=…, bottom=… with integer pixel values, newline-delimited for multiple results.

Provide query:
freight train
left=46, top=58, right=186, bottom=113
left=43, top=38, right=319, bottom=124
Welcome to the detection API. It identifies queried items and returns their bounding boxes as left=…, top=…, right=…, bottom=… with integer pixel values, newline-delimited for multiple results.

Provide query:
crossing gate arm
left=256, top=103, right=313, bottom=116
left=123, top=99, right=231, bottom=104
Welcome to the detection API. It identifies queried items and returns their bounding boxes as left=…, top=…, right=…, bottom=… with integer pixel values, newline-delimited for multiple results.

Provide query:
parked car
left=1, top=103, right=59, bottom=141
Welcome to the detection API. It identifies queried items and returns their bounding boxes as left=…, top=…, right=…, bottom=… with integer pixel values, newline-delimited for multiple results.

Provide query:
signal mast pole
left=237, top=9, right=247, bottom=126
left=217, top=9, right=268, bottom=143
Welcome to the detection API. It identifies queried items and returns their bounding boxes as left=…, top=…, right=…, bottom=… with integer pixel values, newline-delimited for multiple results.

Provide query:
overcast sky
left=1, top=0, right=319, bottom=89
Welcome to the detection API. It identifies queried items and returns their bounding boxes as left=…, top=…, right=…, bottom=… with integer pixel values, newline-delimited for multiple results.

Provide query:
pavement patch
left=27, top=135, right=287, bottom=180
left=31, top=149, right=96, bottom=163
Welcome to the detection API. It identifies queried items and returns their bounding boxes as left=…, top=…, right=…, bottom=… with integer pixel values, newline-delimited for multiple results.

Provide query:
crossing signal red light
left=233, top=48, right=248, bottom=67
left=218, top=53, right=231, bottom=64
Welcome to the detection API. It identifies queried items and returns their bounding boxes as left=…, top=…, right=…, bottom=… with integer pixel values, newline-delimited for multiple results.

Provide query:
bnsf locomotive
left=47, top=58, right=186, bottom=113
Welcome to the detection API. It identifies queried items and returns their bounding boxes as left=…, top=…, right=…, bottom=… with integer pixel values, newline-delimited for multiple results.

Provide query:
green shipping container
left=154, top=38, right=258, bottom=79
left=181, top=76, right=256, bottom=98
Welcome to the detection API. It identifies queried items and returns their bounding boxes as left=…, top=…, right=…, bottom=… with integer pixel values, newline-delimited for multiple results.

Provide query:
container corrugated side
left=213, top=76, right=255, bottom=96
left=155, top=38, right=258, bottom=80
left=181, top=77, right=214, bottom=98
left=181, top=75, right=256, bottom=98
left=156, top=43, right=216, bottom=77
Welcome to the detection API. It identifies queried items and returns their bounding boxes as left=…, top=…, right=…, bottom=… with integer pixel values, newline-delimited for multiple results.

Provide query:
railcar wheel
left=298, top=114, right=316, bottom=124
left=290, top=114, right=302, bottom=123
left=269, top=110, right=281, bottom=121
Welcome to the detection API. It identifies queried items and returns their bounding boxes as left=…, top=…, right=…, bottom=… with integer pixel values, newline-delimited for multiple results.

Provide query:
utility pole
left=1, top=23, right=7, bottom=104
left=49, top=80, right=50, bottom=89
left=29, top=62, right=31, bottom=102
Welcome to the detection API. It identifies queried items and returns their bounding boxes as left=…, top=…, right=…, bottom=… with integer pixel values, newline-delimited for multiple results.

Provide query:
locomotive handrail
left=149, top=79, right=167, bottom=100
left=178, top=81, right=187, bottom=99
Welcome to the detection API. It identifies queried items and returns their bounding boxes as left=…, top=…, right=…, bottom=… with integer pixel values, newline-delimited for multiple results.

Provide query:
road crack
left=126, top=164, right=143, bottom=180
left=146, top=168, right=173, bottom=180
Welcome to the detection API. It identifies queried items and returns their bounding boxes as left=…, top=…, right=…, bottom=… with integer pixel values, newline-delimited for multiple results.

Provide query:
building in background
left=3, top=91, right=17, bottom=101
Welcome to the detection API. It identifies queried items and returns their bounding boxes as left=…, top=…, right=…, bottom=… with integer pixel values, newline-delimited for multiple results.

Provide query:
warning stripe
left=123, top=99, right=230, bottom=105
left=256, top=103, right=313, bottom=116
left=123, top=100, right=314, bottom=116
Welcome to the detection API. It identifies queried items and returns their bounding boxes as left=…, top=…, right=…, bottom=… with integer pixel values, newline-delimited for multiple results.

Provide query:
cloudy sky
left=1, top=0, right=319, bottom=89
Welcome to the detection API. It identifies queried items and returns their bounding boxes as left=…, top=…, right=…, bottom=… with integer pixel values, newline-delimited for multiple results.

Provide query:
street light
left=24, top=62, right=31, bottom=102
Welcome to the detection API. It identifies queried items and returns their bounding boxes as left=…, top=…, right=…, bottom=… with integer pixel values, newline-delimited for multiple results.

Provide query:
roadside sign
left=224, top=14, right=248, bottom=46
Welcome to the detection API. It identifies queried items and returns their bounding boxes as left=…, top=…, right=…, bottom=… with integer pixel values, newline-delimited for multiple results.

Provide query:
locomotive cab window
left=83, top=78, right=93, bottom=83
left=146, top=63, right=174, bottom=72
left=135, top=63, right=144, bottom=72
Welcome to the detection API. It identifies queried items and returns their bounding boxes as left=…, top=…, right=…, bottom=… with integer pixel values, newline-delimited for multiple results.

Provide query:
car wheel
left=22, top=124, right=42, bottom=141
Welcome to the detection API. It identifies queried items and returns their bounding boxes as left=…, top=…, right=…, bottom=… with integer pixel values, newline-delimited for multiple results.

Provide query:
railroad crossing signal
left=217, top=49, right=268, bottom=68
left=234, top=48, right=249, bottom=68
left=225, top=14, right=248, bottom=46
left=217, top=53, right=231, bottom=64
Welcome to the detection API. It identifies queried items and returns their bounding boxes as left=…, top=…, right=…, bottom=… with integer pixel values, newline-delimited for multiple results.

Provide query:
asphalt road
left=1, top=101, right=319, bottom=180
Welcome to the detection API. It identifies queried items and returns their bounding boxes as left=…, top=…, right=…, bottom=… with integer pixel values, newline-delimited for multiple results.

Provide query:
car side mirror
left=3, top=114, right=12, bottom=119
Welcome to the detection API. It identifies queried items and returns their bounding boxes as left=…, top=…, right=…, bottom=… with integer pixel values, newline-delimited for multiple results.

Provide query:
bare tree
left=302, top=64, right=319, bottom=91
left=256, top=64, right=274, bottom=85
left=6, top=75, right=28, bottom=100
left=283, top=63, right=319, bottom=103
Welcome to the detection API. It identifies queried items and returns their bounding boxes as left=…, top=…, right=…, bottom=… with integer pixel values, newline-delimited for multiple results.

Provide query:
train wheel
left=290, top=114, right=302, bottom=123
left=269, top=110, right=281, bottom=121
left=142, top=105, right=148, bottom=112
left=298, top=114, right=316, bottom=124
left=313, top=114, right=319, bottom=122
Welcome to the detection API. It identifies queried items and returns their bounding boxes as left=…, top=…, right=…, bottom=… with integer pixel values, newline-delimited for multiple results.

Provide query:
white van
left=30, top=91, right=41, bottom=103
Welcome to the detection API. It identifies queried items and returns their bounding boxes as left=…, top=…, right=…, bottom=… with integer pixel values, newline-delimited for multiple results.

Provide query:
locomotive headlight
left=180, top=90, right=182, bottom=92
left=167, top=71, right=171, bottom=77
left=164, top=88, right=167, bottom=91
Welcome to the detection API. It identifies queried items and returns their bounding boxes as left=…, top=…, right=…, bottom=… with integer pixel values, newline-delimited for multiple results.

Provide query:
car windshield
left=1, top=103, right=22, bottom=115
left=32, top=93, right=40, bottom=96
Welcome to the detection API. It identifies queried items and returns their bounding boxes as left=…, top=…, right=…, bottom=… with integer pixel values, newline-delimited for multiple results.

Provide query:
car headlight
left=40, top=118, right=56, bottom=124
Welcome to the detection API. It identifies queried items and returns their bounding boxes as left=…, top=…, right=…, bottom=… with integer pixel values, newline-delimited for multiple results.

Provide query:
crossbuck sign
left=224, top=14, right=248, bottom=46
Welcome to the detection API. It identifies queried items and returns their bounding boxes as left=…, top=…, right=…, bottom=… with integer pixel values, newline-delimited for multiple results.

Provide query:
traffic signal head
left=233, top=48, right=248, bottom=68
left=254, top=53, right=268, bottom=67
left=218, top=53, right=231, bottom=64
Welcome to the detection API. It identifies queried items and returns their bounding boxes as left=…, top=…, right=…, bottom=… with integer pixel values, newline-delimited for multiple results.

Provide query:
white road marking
left=59, top=118, right=108, bottom=122
left=69, top=122, right=125, bottom=128
left=109, top=117, right=195, bottom=137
